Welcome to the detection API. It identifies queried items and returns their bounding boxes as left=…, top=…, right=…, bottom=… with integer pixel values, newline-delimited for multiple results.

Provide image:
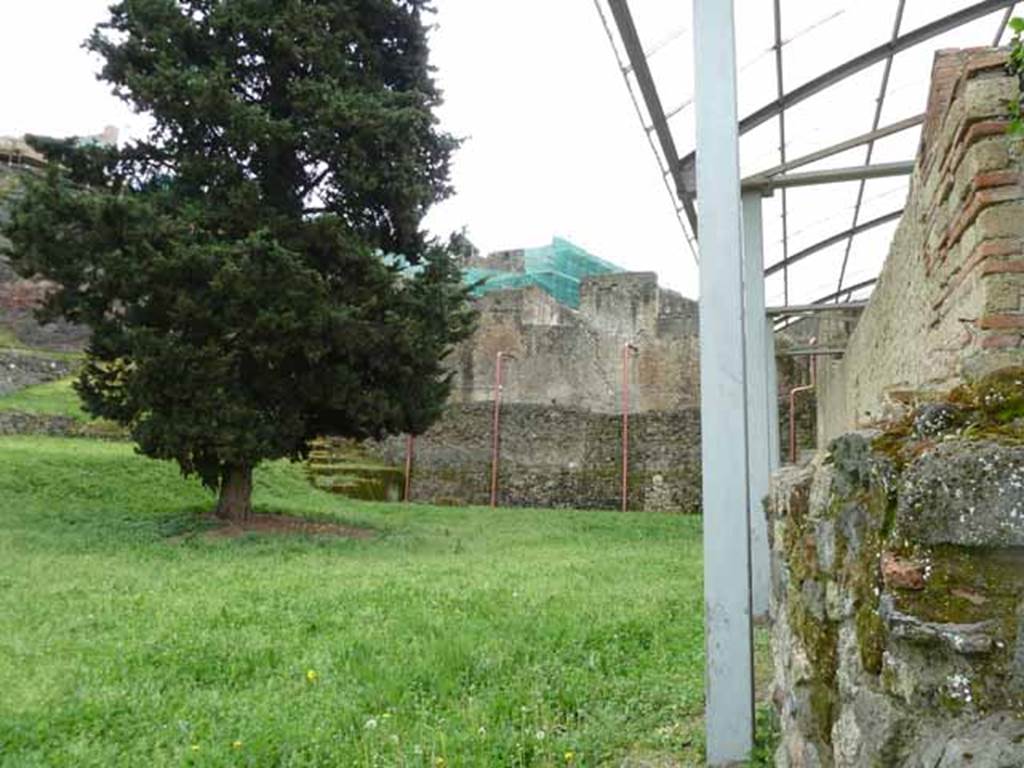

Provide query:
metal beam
left=837, top=0, right=907, bottom=300
left=814, top=277, right=878, bottom=304
left=994, top=2, right=1018, bottom=44
left=771, top=0, right=791, bottom=304
left=784, top=347, right=848, bottom=357
left=766, top=301, right=868, bottom=316
left=752, top=113, right=924, bottom=180
left=593, top=0, right=698, bottom=260
left=744, top=161, right=914, bottom=192
left=765, top=209, right=904, bottom=277
left=677, top=0, right=1016, bottom=182
left=743, top=192, right=771, bottom=621
left=606, top=0, right=699, bottom=235
left=736, top=0, right=1015, bottom=137
left=694, top=0, right=754, bottom=762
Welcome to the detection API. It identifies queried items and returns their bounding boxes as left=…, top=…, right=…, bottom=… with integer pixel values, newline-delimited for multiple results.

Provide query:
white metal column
left=694, top=0, right=755, bottom=763
left=766, top=320, right=781, bottom=472
left=743, top=192, right=771, bottom=619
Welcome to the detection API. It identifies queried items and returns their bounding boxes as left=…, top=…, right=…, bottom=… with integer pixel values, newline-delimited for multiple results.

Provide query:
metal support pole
left=404, top=435, right=415, bottom=503
left=694, top=0, right=754, bottom=762
left=789, top=347, right=818, bottom=464
left=621, top=342, right=638, bottom=513
left=766, top=322, right=781, bottom=472
left=742, top=193, right=771, bottom=619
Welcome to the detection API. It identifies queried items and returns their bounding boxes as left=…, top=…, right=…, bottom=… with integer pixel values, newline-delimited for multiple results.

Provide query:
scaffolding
left=465, top=237, right=624, bottom=308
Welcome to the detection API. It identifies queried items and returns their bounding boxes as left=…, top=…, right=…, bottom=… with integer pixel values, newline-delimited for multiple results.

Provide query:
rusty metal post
left=788, top=340, right=818, bottom=463
left=621, top=342, right=638, bottom=512
left=403, top=434, right=415, bottom=502
left=489, top=352, right=513, bottom=508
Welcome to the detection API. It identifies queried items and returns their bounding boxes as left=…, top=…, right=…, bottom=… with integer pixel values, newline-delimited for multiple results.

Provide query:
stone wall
left=1, top=150, right=90, bottom=352
left=450, top=272, right=701, bottom=414
left=0, top=350, right=76, bottom=396
left=817, top=49, right=1024, bottom=441
left=0, top=410, right=126, bottom=439
left=368, top=403, right=702, bottom=512
left=768, top=395, right=1024, bottom=766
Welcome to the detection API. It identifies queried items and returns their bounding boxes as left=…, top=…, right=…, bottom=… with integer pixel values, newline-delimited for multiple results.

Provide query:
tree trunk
left=216, top=465, right=253, bottom=522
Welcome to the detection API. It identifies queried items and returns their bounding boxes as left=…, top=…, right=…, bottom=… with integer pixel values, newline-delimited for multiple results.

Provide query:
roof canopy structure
left=594, top=3, right=1019, bottom=763
left=594, top=0, right=1018, bottom=308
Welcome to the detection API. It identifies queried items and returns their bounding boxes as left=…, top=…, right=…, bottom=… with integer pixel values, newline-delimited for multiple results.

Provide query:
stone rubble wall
left=327, top=390, right=812, bottom=513
left=769, top=417, right=1024, bottom=766
left=0, top=410, right=126, bottom=439
left=817, top=49, right=1024, bottom=441
left=366, top=402, right=703, bottom=512
left=0, top=350, right=76, bottom=396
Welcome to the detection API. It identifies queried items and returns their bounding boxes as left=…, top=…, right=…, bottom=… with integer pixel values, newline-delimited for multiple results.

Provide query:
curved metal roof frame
left=595, top=0, right=1018, bottom=306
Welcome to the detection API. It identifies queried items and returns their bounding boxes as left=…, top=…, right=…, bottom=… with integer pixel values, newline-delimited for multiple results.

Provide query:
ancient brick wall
left=818, top=48, right=1024, bottom=441
left=450, top=273, right=701, bottom=414
left=771, top=49, right=1024, bottom=767
left=368, top=403, right=702, bottom=512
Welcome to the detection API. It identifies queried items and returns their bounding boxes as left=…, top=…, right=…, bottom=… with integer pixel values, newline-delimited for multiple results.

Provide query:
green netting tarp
left=465, top=237, right=622, bottom=308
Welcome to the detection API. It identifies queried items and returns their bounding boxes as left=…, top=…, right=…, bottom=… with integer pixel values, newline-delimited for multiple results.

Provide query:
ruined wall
left=768, top=378, right=1024, bottom=766
left=0, top=158, right=88, bottom=351
left=0, top=350, right=76, bottom=396
left=450, top=273, right=701, bottom=413
left=317, top=270, right=812, bottom=511
left=368, top=403, right=702, bottom=513
left=771, top=48, right=1024, bottom=766
left=818, top=49, right=1024, bottom=441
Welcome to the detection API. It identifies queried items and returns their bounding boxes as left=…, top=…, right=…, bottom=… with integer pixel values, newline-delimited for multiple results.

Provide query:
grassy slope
left=0, top=378, right=86, bottom=419
left=0, top=437, right=720, bottom=767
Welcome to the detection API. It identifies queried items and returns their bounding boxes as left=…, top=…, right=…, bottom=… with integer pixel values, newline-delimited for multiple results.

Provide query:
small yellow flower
left=232, top=740, right=243, bottom=749
left=191, top=745, right=200, bottom=752
left=564, top=751, right=575, bottom=763
left=306, top=669, right=318, bottom=683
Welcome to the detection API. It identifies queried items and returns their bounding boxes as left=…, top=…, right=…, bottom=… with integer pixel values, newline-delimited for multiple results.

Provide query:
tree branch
left=301, top=167, right=332, bottom=198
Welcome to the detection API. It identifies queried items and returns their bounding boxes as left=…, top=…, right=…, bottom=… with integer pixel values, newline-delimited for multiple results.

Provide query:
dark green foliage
left=1, top=0, right=475, bottom=508
left=1007, top=17, right=1024, bottom=135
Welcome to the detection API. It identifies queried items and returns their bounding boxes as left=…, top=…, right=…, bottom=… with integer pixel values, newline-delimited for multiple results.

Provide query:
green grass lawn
left=0, top=378, right=87, bottom=419
left=0, top=436, right=771, bottom=766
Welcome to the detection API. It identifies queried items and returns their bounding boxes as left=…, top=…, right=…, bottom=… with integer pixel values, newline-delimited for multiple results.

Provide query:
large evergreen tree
left=2, top=0, right=475, bottom=520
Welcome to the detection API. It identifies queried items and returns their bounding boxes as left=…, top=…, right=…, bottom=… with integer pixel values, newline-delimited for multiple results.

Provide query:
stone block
left=960, top=137, right=1010, bottom=181
left=976, top=200, right=1024, bottom=241
left=911, top=712, right=1024, bottom=768
left=982, top=271, right=1024, bottom=314
left=961, top=76, right=1017, bottom=124
left=897, top=440, right=1024, bottom=547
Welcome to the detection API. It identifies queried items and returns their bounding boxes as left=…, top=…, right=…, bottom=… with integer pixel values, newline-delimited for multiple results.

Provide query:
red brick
left=980, top=333, right=1023, bottom=349
left=932, top=239, right=1021, bottom=314
left=978, top=314, right=1024, bottom=330
left=981, top=259, right=1024, bottom=276
left=944, top=186, right=1021, bottom=252
left=964, top=49, right=1013, bottom=77
left=973, top=170, right=1022, bottom=191
left=882, top=552, right=926, bottom=591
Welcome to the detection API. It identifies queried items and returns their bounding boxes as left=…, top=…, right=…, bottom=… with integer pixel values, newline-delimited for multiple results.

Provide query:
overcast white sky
left=0, top=1, right=699, bottom=296
left=0, top=1, right=1014, bottom=304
